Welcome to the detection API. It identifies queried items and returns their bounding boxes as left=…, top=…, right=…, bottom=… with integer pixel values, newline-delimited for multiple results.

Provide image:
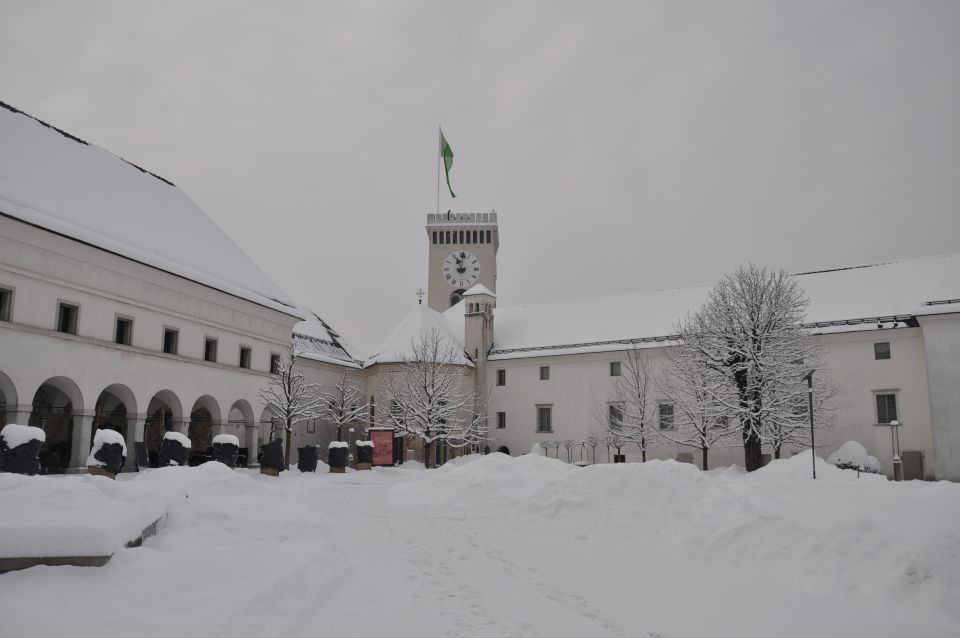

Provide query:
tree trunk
left=284, top=417, right=292, bottom=470
left=773, top=445, right=781, bottom=460
left=641, top=437, right=646, bottom=462
left=423, top=440, right=433, bottom=469
left=743, top=428, right=763, bottom=472
left=701, top=446, right=708, bottom=471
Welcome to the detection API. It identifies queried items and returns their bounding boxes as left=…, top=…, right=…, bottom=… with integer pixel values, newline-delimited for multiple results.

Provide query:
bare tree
left=378, top=328, right=490, bottom=468
left=656, top=345, right=736, bottom=470
left=677, top=265, right=832, bottom=471
left=596, top=348, right=655, bottom=461
left=258, top=343, right=324, bottom=469
left=318, top=370, right=369, bottom=442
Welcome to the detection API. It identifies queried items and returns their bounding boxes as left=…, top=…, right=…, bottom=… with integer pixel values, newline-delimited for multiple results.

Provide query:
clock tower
left=426, top=212, right=499, bottom=312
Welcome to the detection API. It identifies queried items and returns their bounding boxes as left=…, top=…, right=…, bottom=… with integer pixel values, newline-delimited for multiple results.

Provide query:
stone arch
left=94, top=384, right=137, bottom=439
left=0, top=369, right=18, bottom=425
left=450, top=289, right=466, bottom=307
left=144, top=390, right=183, bottom=458
left=30, top=376, right=84, bottom=474
left=188, top=395, right=222, bottom=461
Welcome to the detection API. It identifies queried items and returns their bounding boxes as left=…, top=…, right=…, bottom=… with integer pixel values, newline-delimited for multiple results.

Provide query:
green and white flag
left=440, top=128, right=456, bottom=198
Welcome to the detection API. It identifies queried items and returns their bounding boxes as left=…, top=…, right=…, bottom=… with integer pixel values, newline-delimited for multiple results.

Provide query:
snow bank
left=1, top=423, right=46, bottom=447
left=355, top=441, right=374, bottom=448
left=828, top=441, right=882, bottom=473
left=212, top=434, right=240, bottom=446
left=85, top=428, right=127, bottom=467
left=163, top=431, right=191, bottom=447
left=329, top=441, right=349, bottom=449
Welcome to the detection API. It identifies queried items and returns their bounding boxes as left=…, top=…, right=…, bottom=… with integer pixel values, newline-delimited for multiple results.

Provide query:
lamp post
left=348, top=427, right=356, bottom=467
left=803, top=370, right=816, bottom=480
left=889, top=420, right=902, bottom=481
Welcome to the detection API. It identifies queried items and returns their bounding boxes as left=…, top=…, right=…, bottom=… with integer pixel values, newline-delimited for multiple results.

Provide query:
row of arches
left=0, top=370, right=268, bottom=473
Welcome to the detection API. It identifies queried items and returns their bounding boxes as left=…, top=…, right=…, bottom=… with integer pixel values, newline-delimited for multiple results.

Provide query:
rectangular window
left=608, top=403, right=624, bottom=430
left=480, top=231, right=485, bottom=244
left=610, top=361, right=621, bottom=376
left=0, top=287, right=13, bottom=322
left=56, top=302, right=78, bottom=335
left=496, top=369, right=506, bottom=386
left=486, top=230, right=492, bottom=243
left=658, top=402, right=675, bottom=430
left=239, top=346, right=251, bottom=369
left=540, top=366, right=550, bottom=381
left=270, top=353, right=281, bottom=374
left=115, top=316, right=132, bottom=345
left=876, top=393, right=898, bottom=424
left=445, top=230, right=451, bottom=244
left=472, top=230, right=478, bottom=243
left=204, top=337, right=218, bottom=363
left=536, top=405, right=552, bottom=433
left=459, top=230, right=465, bottom=243
left=497, top=412, right=506, bottom=429
left=432, top=231, right=437, bottom=244
left=874, top=342, right=891, bottom=360
left=162, top=328, right=179, bottom=355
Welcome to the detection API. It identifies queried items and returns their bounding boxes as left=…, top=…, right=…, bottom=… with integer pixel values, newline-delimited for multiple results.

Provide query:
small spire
left=416, top=288, right=425, bottom=305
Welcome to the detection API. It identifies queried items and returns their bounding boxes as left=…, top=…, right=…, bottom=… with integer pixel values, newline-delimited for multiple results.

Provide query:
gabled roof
left=463, top=283, right=496, bottom=298
left=367, top=305, right=471, bottom=367
left=293, top=309, right=362, bottom=368
left=478, top=252, right=960, bottom=359
left=0, top=102, right=299, bottom=317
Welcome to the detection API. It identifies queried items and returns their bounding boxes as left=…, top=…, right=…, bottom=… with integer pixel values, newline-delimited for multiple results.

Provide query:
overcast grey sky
left=2, top=1, right=958, bottom=354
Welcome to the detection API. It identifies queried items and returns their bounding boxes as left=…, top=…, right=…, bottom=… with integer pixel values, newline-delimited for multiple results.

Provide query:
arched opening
left=93, top=384, right=137, bottom=440
left=30, top=377, right=83, bottom=474
left=188, top=395, right=221, bottom=465
left=228, top=399, right=254, bottom=467
left=497, top=445, right=510, bottom=455
left=145, top=390, right=183, bottom=467
left=0, top=369, right=18, bottom=426
left=450, top=289, right=465, bottom=307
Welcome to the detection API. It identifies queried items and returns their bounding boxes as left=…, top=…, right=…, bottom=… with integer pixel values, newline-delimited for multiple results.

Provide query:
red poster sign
left=370, top=429, right=394, bottom=466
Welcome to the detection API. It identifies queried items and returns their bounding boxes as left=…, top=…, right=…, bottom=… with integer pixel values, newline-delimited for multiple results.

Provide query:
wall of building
left=918, top=314, right=960, bottom=480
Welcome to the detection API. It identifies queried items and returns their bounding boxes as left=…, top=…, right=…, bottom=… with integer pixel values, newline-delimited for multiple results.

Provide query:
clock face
left=442, top=250, right=480, bottom=288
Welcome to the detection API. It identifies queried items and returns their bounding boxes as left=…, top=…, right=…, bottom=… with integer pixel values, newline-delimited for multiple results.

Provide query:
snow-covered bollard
left=297, top=445, right=320, bottom=473
left=158, top=431, right=191, bottom=467
left=259, top=438, right=284, bottom=476
left=212, top=433, right=240, bottom=468
left=328, top=441, right=349, bottom=474
left=355, top=440, right=374, bottom=470
left=0, top=424, right=46, bottom=475
left=85, top=428, right=127, bottom=479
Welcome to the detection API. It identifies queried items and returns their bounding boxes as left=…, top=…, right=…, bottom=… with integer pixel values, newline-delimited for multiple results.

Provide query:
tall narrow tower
left=425, top=212, right=499, bottom=312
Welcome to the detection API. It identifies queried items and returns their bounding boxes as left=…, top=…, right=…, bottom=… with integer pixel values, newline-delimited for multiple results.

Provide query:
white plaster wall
left=917, top=314, right=960, bottom=480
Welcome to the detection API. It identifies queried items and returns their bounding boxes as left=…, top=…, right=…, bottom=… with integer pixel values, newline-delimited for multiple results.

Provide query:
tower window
left=486, top=230, right=492, bottom=243
left=0, top=287, right=13, bottom=322
left=658, top=402, right=675, bottom=430
left=874, top=342, right=891, bottom=360
left=497, top=412, right=506, bottom=429
left=239, top=346, right=251, bottom=369
left=432, top=231, right=437, bottom=244
left=539, top=366, right=550, bottom=381
left=445, top=231, right=451, bottom=244
left=56, top=302, right=79, bottom=335
left=496, top=369, right=506, bottom=386
left=204, top=337, right=218, bottom=363
left=163, top=328, right=179, bottom=354
left=472, top=230, right=478, bottom=243
left=479, top=232, right=485, bottom=244
left=459, top=230, right=465, bottom=243
left=270, top=353, right=281, bottom=374
left=115, top=316, right=133, bottom=345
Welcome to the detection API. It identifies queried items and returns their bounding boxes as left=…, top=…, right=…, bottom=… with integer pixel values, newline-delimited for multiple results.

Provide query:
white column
left=11, top=404, right=34, bottom=426
left=245, top=423, right=259, bottom=467
left=123, top=413, right=145, bottom=472
left=68, top=411, right=96, bottom=472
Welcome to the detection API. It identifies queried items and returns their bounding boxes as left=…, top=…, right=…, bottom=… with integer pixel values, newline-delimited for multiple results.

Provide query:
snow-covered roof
left=463, top=283, right=496, bottom=298
left=473, top=252, right=960, bottom=360
left=0, top=102, right=300, bottom=317
left=293, top=309, right=362, bottom=368
left=367, top=305, right=472, bottom=366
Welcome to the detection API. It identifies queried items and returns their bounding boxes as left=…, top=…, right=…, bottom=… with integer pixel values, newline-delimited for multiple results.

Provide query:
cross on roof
left=416, top=288, right=425, bottom=305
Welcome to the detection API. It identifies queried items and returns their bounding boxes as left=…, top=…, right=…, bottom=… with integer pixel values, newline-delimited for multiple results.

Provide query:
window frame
left=608, top=401, right=625, bottom=431
left=239, top=345, right=252, bottom=369
left=56, top=300, right=79, bottom=335
left=0, top=286, right=14, bottom=322
left=162, top=327, right=179, bottom=355
left=114, top=314, right=133, bottom=346
left=539, top=366, right=550, bottom=381
left=203, top=336, right=218, bottom=363
left=874, top=342, right=891, bottom=360
left=535, top=404, right=553, bottom=433
left=496, top=369, right=506, bottom=386
left=658, top=401, right=675, bottom=430
left=610, top=361, right=622, bottom=377
left=874, top=390, right=899, bottom=425
left=269, top=352, right=281, bottom=374
left=496, top=411, right=506, bottom=429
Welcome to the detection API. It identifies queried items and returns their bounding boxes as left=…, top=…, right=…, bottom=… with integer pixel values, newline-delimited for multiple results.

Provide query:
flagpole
left=436, top=125, right=441, bottom=215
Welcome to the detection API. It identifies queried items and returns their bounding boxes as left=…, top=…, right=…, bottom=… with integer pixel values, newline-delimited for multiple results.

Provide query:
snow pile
left=1, top=423, right=46, bottom=447
left=828, top=441, right=882, bottom=473
left=85, top=428, right=127, bottom=468
left=163, top=431, right=191, bottom=447
left=212, top=433, right=240, bottom=446
left=355, top=441, right=374, bottom=448
left=328, top=441, right=349, bottom=449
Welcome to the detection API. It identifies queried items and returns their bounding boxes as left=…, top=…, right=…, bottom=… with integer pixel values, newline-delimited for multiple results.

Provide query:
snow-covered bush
left=86, top=428, right=127, bottom=476
left=1, top=424, right=46, bottom=475
left=827, top=441, right=882, bottom=474
left=212, top=433, right=240, bottom=468
left=159, top=431, right=191, bottom=467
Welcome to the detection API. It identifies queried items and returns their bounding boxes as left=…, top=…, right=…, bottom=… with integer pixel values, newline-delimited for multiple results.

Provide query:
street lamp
left=889, top=420, right=903, bottom=481
left=803, top=370, right=816, bottom=480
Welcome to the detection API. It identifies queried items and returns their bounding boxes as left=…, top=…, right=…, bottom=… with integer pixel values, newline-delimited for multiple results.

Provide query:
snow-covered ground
left=1, top=453, right=958, bottom=638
